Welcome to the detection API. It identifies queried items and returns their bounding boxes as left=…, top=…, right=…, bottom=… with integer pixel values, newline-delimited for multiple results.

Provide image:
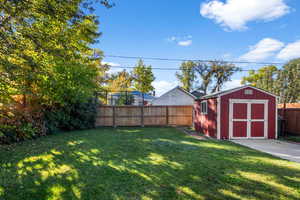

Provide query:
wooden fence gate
left=96, top=105, right=193, bottom=127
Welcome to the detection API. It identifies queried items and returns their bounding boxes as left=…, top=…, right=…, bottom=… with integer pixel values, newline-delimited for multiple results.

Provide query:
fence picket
left=96, top=105, right=193, bottom=127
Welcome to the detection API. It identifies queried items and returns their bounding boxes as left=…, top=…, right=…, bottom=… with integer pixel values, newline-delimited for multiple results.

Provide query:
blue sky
left=94, top=0, right=300, bottom=96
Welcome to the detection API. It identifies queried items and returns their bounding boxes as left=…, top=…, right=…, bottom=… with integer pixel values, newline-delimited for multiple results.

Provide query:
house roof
left=177, top=87, right=197, bottom=99
left=154, top=86, right=196, bottom=99
left=198, top=85, right=278, bottom=100
left=130, top=91, right=155, bottom=100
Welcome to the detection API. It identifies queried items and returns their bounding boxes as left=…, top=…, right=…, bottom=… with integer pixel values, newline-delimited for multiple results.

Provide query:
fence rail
left=96, top=105, right=193, bottom=127
left=279, top=108, right=300, bottom=135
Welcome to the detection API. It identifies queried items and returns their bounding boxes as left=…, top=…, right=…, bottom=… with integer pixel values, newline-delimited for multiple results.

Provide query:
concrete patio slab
left=231, top=139, right=300, bottom=163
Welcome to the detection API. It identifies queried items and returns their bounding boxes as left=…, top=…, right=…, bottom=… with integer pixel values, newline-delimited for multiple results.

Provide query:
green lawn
left=1, top=127, right=300, bottom=200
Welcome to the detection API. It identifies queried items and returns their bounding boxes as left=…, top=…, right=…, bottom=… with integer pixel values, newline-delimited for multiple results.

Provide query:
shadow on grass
left=1, top=127, right=300, bottom=200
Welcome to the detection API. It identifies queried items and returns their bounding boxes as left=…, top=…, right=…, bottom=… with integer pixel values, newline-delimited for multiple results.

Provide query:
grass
left=1, top=127, right=300, bottom=200
left=280, top=135, right=300, bottom=143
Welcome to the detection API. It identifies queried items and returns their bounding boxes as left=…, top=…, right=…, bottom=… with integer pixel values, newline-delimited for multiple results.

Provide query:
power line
left=104, top=54, right=285, bottom=65
left=107, top=65, right=263, bottom=72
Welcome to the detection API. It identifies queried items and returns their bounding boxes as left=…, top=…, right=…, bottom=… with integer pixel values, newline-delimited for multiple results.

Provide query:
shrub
left=0, top=105, right=44, bottom=144
left=44, top=98, right=98, bottom=134
left=0, top=97, right=98, bottom=144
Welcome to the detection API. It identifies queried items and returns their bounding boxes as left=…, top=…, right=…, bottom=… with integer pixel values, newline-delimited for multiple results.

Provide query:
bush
left=0, top=97, right=98, bottom=144
left=44, top=98, right=98, bottom=134
left=0, top=105, right=44, bottom=144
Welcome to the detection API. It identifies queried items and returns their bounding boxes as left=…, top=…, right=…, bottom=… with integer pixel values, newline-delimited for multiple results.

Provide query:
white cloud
left=178, top=40, right=192, bottom=46
left=240, top=38, right=284, bottom=61
left=167, top=35, right=193, bottom=46
left=277, top=40, right=300, bottom=60
left=200, top=0, right=290, bottom=31
left=152, top=81, right=178, bottom=97
left=223, top=79, right=242, bottom=90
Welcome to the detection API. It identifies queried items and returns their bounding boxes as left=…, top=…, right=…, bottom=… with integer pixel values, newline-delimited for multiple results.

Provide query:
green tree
left=194, top=61, right=240, bottom=95
left=279, top=59, right=300, bottom=103
left=241, top=65, right=280, bottom=95
left=108, top=70, right=133, bottom=92
left=0, top=0, right=112, bottom=107
left=116, top=93, right=135, bottom=105
left=211, top=61, right=240, bottom=93
left=132, top=59, right=155, bottom=93
left=176, top=61, right=196, bottom=92
left=242, top=59, right=300, bottom=103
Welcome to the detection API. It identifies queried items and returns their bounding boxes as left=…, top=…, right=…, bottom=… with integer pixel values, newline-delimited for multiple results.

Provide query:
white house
left=151, top=86, right=197, bottom=106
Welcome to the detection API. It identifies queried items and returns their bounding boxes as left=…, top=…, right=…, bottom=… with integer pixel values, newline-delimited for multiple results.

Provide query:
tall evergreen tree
left=132, top=59, right=155, bottom=93
left=176, top=61, right=196, bottom=92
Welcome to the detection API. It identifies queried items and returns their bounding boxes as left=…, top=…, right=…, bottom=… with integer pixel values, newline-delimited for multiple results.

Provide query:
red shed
left=194, top=86, right=278, bottom=139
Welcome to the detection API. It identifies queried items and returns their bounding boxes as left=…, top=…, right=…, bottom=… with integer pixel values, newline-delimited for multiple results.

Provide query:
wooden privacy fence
left=279, top=108, right=300, bottom=135
left=96, top=105, right=193, bottom=127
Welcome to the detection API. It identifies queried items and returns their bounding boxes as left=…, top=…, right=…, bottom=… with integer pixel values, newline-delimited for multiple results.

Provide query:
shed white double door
left=229, top=99, right=268, bottom=139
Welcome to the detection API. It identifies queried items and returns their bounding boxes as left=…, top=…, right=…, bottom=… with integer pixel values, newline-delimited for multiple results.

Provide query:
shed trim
left=200, top=85, right=278, bottom=99
left=220, top=86, right=277, bottom=98
left=229, top=99, right=269, bottom=139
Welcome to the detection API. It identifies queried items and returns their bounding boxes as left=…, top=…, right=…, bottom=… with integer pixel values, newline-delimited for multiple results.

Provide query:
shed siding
left=194, top=98, right=217, bottom=138
left=152, top=88, right=194, bottom=106
left=220, top=87, right=276, bottom=139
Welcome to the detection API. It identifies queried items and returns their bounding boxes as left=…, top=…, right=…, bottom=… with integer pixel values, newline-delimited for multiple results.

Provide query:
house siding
left=152, top=88, right=194, bottom=106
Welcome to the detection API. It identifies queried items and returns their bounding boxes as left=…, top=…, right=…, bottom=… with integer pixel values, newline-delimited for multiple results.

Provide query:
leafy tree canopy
left=176, top=61, right=239, bottom=95
left=280, top=58, right=300, bottom=103
left=242, top=58, right=300, bottom=103
left=241, top=65, right=280, bottom=96
left=0, top=0, right=111, bottom=106
left=176, top=61, right=196, bottom=92
left=132, top=59, right=155, bottom=94
left=107, top=70, right=133, bottom=92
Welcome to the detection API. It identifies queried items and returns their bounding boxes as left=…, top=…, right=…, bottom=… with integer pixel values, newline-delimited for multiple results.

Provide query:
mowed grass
left=1, top=127, right=300, bottom=200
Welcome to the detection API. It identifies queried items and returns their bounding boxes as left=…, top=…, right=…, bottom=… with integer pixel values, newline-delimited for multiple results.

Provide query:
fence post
left=113, top=106, right=116, bottom=128
left=166, top=106, right=169, bottom=126
left=141, top=106, right=144, bottom=127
